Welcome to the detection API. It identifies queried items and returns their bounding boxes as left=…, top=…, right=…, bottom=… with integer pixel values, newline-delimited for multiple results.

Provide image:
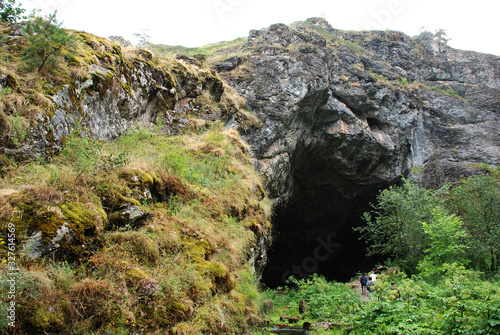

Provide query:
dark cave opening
left=261, top=168, right=391, bottom=288
left=367, top=117, right=383, bottom=131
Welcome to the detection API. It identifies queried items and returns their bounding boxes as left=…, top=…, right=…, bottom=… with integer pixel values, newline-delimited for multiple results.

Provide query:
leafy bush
left=59, top=132, right=129, bottom=177
left=263, top=274, right=362, bottom=322
left=348, top=265, right=500, bottom=335
left=356, top=177, right=446, bottom=275
left=448, top=174, right=500, bottom=273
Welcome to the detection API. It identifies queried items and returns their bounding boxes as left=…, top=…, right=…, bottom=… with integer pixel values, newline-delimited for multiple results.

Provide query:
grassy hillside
left=0, top=19, right=271, bottom=334
left=147, top=37, right=248, bottom=64
left=0, top=123, right=271, bottom=334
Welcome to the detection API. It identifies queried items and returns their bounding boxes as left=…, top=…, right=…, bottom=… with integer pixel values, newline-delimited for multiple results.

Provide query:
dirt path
left=347, top=278, right=370, bottom=302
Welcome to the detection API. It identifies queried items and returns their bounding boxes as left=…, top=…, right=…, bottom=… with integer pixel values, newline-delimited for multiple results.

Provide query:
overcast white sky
left=23, top=0, right=500, bottom=55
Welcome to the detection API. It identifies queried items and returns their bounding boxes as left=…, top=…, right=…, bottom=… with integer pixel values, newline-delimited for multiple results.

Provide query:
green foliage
left=4, top=114, right=29, bottom=145
left=345, top=265, right=500, bottom=335
left=421, top=210, right=468, bottom=265
left=417, top=209, right=469, bottom=282
left=0, top=123, right=270, bottom=334
left=0, top=0, right=25, bottom=23
left=448, top=174, right=500, bottom=272
left=162, top=126, right=232, bottom=188
left=148, top=37, right=247, bottom=62
left=59, top=131, right=129, bottom=177
left=263, top=275, right=362, bottom=323
left=430, top=84, right=462, bottom=99
left=433, top=28, right=451, bottom=44
left=348, top=172, right=500, bottom=333
left=293, top=275, right=362, bottom=320
left=419, top=27, right=451, bottom=45
left=358, top=173, right=500, bottom=277
left=356, top=177, right=446, bottom=274
left=133, top=28, right=150, bottom=47
left=341, top=39, right=363, bottom=54
left=22, top=11, right=78, bottom=72
left=1, top=86, right=13, bottom=95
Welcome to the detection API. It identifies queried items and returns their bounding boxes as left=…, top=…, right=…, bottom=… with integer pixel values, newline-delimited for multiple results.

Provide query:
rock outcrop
left=214, top=18, right=499, bottom=285
left=1, top=19, right=498, bottom=285
left=0, top=32, right=234, bottom=160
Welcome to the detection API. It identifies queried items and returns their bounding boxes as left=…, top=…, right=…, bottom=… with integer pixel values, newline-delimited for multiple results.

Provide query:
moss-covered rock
left=118, top=168, right=193, bottom=203
left=97, top=183, right=140, bottom=210
left=202, top=74, right=224, bottom=103
left=119, top=168, right=158, bottom=188
left=4, top=186, right=107, bottom=260
left=60, top=201, right=107, bottom=236
left=0, top=71, right=19, bottom=91
left=125, top=267, right=148, bottom=287
left=29, top=305, right=65, bottom=332
left=107, top=203, right=151, bottom=231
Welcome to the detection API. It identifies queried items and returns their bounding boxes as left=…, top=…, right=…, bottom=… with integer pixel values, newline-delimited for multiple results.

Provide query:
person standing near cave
left=360, top=273, right=368, bottom=295
left=367, top=276, right=375, bottom=297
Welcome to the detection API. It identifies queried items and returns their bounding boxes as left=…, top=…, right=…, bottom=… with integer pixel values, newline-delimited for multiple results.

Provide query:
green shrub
left=23, top=11, right=78, bottom=73
left=263, top=274, right=362, bottom=322
left=0, top=0, right=25, bottom=23
left=59, top=131, right=129, bottom=177
left=430, top=84, right=462, bottom=99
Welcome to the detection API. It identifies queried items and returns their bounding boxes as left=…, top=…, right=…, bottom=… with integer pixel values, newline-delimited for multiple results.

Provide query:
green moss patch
left=97, top=183, right=140, bottom=210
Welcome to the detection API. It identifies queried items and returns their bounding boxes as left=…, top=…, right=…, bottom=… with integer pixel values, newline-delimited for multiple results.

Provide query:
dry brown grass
left=0, top=93, right=271, bottom=333
left=10, top=184, right=65, bottom=206
left=108, top=231, right=161, bottom=265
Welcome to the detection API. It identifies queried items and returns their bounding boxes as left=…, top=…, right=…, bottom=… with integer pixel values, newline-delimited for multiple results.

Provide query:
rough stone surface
left=215, top=18, right=500, bottom=285
left=24, top=222, right=72, bottom=259
left=0, top=50, right=227, bottom=160
left=108, top=204, right=151, bottom=230
left=213, top=56, right=243, bottom=72
left=3, top=18, right=499, bottom=283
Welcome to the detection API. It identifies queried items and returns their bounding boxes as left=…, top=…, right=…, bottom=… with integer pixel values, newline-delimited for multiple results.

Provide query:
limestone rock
left=24, top=222, right=72, bottom=259
left=108, top=204, right=151, bottom=230
left=0, top=41, right=229, bottom=160
left=215, top=18, right=500, bottom=285
left=213, top=56, right=242, bottom=72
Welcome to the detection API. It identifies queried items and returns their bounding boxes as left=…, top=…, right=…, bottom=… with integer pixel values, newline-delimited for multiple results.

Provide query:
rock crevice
left=216, top=18, right=499, bottom=285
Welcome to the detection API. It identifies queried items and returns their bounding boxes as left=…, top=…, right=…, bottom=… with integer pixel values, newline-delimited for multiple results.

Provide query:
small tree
left=417, top=209, right=469, bottom=277
left=356, top=177, right=447, bottom=275
left=449, top=174, right=500, bottom=272
left=433, top=28, right=450, bottom=45
left=133, top=28, right=151, bottom=47
left=0, top=0, right=25, bottom=23
left=22, top=11, right=77, bottom=73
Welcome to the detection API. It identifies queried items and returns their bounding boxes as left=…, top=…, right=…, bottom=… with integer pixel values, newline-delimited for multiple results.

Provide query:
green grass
left=0, top=124, right=271, bottom=334
left=430, top=84, right=463, bottom=99
left=148, top=37, right=248, bottom=63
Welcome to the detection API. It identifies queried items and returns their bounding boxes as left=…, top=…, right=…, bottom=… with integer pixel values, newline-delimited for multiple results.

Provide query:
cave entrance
left=261, top=163, right=392, bottom=288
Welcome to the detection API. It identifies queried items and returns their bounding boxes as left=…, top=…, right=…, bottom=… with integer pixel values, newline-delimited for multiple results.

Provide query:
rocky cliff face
left=0, top=35, right=231, bottom=160
left=2, top=19, right=498, bottom=285
left=214, top=18, right=500, bottom=285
